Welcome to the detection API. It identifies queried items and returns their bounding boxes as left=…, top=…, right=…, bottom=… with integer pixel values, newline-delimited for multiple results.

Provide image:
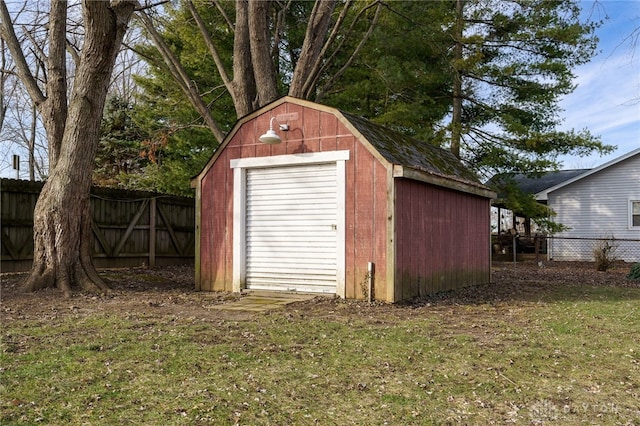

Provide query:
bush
left=628, top=263, right=640, bottom=281
left=593, top=238, right=618, bottom=272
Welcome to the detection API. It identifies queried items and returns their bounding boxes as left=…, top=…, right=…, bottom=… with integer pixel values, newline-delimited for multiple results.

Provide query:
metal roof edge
left=393, top=165, right=496, bottom=199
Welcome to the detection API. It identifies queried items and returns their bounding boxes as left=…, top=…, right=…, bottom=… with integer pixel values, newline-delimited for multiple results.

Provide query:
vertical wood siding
left=394, top=178, right=491, bottom=298
left=196, top=101, right=491, bottom=301
left=197, top=103, right=390, bottom=299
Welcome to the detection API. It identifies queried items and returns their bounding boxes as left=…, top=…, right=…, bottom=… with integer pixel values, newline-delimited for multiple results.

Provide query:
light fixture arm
left=269, top=117, right=289, bottom=132
left=259, top=116, right=289, bottom=144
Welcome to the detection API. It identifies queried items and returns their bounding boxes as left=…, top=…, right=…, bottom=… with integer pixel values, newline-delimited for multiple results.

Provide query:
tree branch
left=314, top=1, right=383, bottom=101
left=288, top=0, right=337, bottom=98
left=212, top=0, right=234, bottom=30
left=0, top=0, right=46, bottom=106
left=66, top=38, right=81, bottom=66
left=135, top=9, right=226, bottom=142
left=301, top=0, right=354, bottom=98
left=185, top=0, right=232, bottom=89
left=135, top=0, right=170, bottom=12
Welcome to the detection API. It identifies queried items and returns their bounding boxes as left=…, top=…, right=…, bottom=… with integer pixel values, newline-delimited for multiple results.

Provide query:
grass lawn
left=1, top=263, right=639, bottom=424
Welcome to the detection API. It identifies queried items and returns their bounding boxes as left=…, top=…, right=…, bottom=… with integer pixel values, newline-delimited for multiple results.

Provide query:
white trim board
left=231, top=150, right=350, bottom=169
left=231, top=151, right=350, bottom=297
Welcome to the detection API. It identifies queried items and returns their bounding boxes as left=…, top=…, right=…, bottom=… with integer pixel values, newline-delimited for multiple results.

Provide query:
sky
left=557, top=0, right=640, bottom=169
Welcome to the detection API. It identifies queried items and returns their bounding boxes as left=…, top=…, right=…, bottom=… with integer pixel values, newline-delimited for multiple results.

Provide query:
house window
left=632, top=200, right=640, bottom=228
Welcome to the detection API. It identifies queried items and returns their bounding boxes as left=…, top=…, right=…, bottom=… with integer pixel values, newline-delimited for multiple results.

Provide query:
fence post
left=149, top=197, right=156, bottom=267
left=510, top=228, right=517, bottom=265
left=12, top=155, right=20, bottom=179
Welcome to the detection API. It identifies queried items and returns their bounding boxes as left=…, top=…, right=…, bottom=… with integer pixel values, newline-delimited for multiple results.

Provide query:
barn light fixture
left=259, top=117, right=289, bottom=144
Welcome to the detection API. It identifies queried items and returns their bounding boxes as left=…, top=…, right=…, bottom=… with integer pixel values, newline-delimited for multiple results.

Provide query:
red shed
left=192, top=97, right=495, bottom=302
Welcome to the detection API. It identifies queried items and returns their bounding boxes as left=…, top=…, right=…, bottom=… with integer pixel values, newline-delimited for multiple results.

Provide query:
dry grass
left=1, top=262, right=639, bottom=424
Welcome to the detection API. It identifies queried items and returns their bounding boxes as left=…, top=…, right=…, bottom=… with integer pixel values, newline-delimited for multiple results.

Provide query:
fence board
left=1, top=179, right=195, bottom=272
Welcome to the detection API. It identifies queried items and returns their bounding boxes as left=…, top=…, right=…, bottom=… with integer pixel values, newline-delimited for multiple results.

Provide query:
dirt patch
left=284, top=260, right=639, bottom=323
left=0, top=265, right=248, bottom=323
left=1, top=261, right=637, bottom=323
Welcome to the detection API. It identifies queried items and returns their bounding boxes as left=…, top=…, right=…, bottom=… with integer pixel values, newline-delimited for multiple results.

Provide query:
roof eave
left=393, top=165, right=496, bottom=199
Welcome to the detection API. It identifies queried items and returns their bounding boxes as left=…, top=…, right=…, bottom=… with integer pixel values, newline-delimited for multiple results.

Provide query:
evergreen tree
left=128, top=2, right=236, bottom=194
left=94, top=97, right=148, bottom=187
left=446, top=0, right=613, bottom=175
left=321, top=1, right=453, bottom=142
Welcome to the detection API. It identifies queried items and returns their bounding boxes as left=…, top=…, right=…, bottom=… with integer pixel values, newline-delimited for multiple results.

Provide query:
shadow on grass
left=402, top=261, right=640, bottom=308
left=99, top=264, right=195, bottom=294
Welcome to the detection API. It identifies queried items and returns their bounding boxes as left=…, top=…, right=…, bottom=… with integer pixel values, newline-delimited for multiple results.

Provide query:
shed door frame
left=231, top=150, right=350, bottom=297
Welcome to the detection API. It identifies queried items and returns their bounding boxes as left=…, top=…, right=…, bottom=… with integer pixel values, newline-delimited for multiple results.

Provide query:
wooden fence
left=1, top=179, right=195, bottom=273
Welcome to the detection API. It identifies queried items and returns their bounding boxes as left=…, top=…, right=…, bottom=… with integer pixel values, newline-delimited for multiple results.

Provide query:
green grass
left=2, top=284, right=639, bottom=425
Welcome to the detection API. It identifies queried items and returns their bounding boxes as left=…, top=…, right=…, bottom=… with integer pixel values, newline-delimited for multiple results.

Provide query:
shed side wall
left=394, top=178, right=491, bottom=299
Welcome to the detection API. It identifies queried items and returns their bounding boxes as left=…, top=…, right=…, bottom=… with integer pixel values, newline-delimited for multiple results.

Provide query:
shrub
left=593, top=238, right=618, bottom=272
left=628, top=263, right=640, bottom=281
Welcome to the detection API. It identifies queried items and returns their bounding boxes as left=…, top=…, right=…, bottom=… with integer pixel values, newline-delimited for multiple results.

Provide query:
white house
left=535, top=148, right=640, bottom=262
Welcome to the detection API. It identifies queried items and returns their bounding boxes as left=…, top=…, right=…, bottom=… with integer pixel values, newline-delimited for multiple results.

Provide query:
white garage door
left=245, top=163, right=338, bottom=293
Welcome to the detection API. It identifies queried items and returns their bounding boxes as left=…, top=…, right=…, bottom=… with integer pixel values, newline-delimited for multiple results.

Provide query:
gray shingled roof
left=341, top=111, right=482, bottom=186
left=489, top=169, right=590, bottom=196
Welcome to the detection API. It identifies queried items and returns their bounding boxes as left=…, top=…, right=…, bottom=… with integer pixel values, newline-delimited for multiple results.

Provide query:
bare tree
left=1, top=31, right=47, bottom=180
left=1, top=87, right=49, bottom=180
left=1, top=0, right=137, bottom=296
left=1, top=2, right=50, bottom=178
left=0, top=38, right=9, bottom=132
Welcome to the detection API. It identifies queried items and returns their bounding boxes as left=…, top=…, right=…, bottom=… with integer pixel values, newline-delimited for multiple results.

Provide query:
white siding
left=549, top=154, right=640, bottom=261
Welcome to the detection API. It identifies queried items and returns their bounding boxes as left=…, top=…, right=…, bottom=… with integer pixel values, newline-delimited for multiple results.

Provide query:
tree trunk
left=0, top=38, right=6, bottom=132
left=229, top=0, right=258, bottom=116
left=39, top=0, right=68, bottom=169
left=288, top=0, right=337, bottom=98
left=248, top=0, right=278, bottom=106
left=29, top=102, right=36, bottom=181
left=450, top=0, right=464, bottom=159
left=22, top=0, right=136, bottom=297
